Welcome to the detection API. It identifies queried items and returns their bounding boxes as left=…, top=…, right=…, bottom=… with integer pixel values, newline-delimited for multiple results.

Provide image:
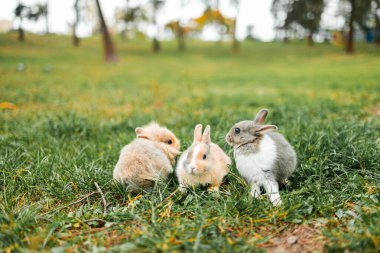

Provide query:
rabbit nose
left=190, top=167, right=196, bottom=173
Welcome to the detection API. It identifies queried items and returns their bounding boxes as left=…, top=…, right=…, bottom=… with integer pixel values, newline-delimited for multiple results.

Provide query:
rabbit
left=176, top=124, right=231, bottom=192
left=113, top=122, right=180, bottom=190
left=225, top=109, right=297, bottom=206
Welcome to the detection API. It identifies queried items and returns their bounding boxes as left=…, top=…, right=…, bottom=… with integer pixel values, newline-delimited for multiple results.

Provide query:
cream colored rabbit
left=176, top=124, right=231, bottom=192
left=113, top=122, right=180, bottom=190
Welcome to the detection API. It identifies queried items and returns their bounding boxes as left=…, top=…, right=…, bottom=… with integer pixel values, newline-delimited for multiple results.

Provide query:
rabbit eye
left=235, top=128, right=240, bottom=134
left=167, top=140, right=172, bottom=144
left=203, top=154, right=207, bottom=160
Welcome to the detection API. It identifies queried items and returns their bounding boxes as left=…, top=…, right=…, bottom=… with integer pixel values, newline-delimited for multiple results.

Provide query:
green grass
left=0, top=32, right=379, bottom=252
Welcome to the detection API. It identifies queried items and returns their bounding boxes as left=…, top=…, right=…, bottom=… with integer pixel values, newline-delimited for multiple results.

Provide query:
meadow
left=0, top=33, right=379, bottom=252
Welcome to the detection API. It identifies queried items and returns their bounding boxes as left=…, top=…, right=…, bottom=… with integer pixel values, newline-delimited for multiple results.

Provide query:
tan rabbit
left=176, top=124, right=231, bottom=192
left=113, top=122, right=180, bottom=190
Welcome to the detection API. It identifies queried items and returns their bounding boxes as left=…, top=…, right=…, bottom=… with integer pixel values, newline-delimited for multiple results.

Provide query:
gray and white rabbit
left=225, top=109, right=296, bottom=206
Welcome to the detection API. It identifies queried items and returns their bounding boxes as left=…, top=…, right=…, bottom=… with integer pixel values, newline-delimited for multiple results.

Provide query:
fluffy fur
left=225, top=109, right=297, bottom=206
left=176, top=124, right=231, bottom=192
left=113, top=122, right=180, bottom=190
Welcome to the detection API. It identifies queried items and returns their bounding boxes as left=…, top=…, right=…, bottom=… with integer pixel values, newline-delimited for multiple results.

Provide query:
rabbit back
left=267, top=132, right=297, bottom=181
left=113, top=138, right=173, bottom=188
left=210, top=143, right=231, bottom=174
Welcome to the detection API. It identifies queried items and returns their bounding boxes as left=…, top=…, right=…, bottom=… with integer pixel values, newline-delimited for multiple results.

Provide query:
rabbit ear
left=135, top=127, right=149, bottom=139
left=201, top=125, right=211, bottom=144
left=254, top=109, right=269, bottom=124
left=194, top=124, right=203, bottom=143
left=256, top=125, right=278, bottom=134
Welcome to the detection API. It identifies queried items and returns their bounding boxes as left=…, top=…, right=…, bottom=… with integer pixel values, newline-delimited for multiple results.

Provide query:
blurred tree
left=73, top=0, right=81, bottom=46
left=176, top=20, right=186, bottom=51
left=345, top=0, right=357, bottom=53
left=201, top=0, right=225, bottom=42
left=28, top=4, right=48, bottom=23
left=14, top=2, right=28, bottom=41
left=117, top=1, right=147, bottom=41
left=272, top=0, right=324, bottom=45
left=354, top=0, right=380, bottom=45
left=177, top=0, right=188, bottom=51
left=72, top=0, right=93, bottom=46
left=271, top=0, right=293, bottom=42
left=151, top=0, right=164, bottom=52
left=15, top=2, right=48, bottom=41
left=166, top=21, right=188, bottom=51
left=165, top=0, right=188, bottom=51
left=285, top=0, right=325, bottom=45
left=193, top=6, right=232, bottom=41
left=95, top=0, right=117, bottom=62
left=42, top=1, right=49, bottom=34
left=246, top=24, right=254, bottom=40
left=375, top=0, right=380, bottom=45
left=230, top=0, right=241, bottom=52
left=215, top=0, right=223, bottom=43
left=340, top=0, right=373, bottom=53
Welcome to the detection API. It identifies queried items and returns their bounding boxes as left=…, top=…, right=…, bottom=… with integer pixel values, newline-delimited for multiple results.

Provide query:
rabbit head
left=225, top=109, right=278, bottom=148
left=182, top=124, right=213, bottom=175
left=135, top=122, right=180, bottom=164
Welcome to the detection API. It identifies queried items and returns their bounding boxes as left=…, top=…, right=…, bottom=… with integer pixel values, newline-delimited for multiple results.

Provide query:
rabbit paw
left=250, top=185, right=262, bottom=199
left=178, top=184, right=187, bottom=193
left=207, top=186, right=219, bottom=192
left=280, top=179, right=291, bottom=187
left=271, top=196, right=282, bottom=206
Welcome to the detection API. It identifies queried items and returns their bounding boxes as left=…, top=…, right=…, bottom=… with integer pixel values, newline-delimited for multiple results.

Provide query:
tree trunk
left=177, top=21, right=185, bottom=51
left=307, top=33, right=313, bottom=46
left=232, top=18, right=239, bottom=53
left=232, top=1, right=241, bottom=52
left=121, top=0, right=130, bottom=41
left=73, top=26, right=80, bottom=46
left=45, top=0, right=49, bottom=34
left=346, top=0, right=355, bottom=54
left=120, top=29, right=127, bottom=41
left=153, top=38, right=160, bottom=52
left=73, top=33, right=80, bottom=46
left=283, top=31, right=289, bottom=43
left=18, top=27, right=24, bottom=41
left=95, top=0, right=117, bottom=62
left=152, top=1, right=160, bottom=53
left=216, top=0, right=223, bottom=44
left=73, top=0, right=80, bottom=46
left=18, top=17, right=24, bottom=42
left=375, top=1, right=380, bottom=46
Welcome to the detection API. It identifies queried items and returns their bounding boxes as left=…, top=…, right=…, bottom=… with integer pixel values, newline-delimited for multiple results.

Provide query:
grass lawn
left=0, top=33, right=379, bottom=252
